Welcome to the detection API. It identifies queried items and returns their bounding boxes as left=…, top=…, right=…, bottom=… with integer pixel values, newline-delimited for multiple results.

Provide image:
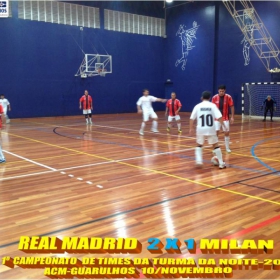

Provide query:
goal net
left=242, top=82, right=280, bottom=119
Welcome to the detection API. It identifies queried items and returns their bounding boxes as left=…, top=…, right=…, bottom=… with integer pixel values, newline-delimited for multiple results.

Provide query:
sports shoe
left=219, top=162, right=226, bottom=169
left=271, top=119, right=273, bottom=122
left=226, top=149, right=231, bottom=153
left=0, top=159, right=6, bottom=163
left=151, top=129, right=159, bottom=133
left=139, top=130, right=144, bottom=136
left=167, top=127, right=170, bottom=132
left=262, top=119, right=266, bottom=122
left=178, top=129, right=182, bottom=134
left=196, top=162, right=203, bottom=168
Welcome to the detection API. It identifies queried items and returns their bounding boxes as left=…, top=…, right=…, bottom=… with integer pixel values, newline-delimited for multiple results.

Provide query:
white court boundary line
left=0, top=148, right=197, bottom=182
left=3, top=150, right=57, bottom=171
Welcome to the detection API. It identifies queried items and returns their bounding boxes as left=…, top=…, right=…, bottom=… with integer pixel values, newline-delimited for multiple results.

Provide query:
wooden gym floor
left=1, top=112, right=280, bottom=279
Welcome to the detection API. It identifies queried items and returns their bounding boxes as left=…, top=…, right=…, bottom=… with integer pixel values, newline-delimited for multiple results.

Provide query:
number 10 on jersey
left=147, top=238, right=196, bottom=254
left=199, top=114, right=214, bottom=126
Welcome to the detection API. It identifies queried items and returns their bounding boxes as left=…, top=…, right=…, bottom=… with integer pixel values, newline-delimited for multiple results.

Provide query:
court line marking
left=2, top=152, right=80, bottom=166
left=239, top=182, right=280, bottom=194
left=117, top=160, right=280, bottom=206
left=232, top=151, right=280, bottom=163
left=22, top=120, right=196, bottom=140
left=57, top=128, right=274, bottom=177
left=3, top=150, right=57, bottom=171
left=21, top=120, right=196, bottom=155
left=55, top=125, right=194, bottom=150
left=3, top=131, right=280, bottom=207
left=18, top=120, right=280, bottom=164
left=251, top=136, right=280, bottom=173
left=86, top=128, right=273, bottom=176
left=0, top=163, right=38, bottom=171
left=92, top=123, right=196, bottom=139
left=0, top=148, right=195, bottom=181
left=59, top=124, right=280, bottom=164
left=53, top=120, right=280, bottom=137
left=23, top=117, right=280, bottom=136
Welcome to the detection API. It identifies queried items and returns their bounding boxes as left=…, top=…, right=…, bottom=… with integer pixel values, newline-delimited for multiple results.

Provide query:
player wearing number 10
left=190, top=91, right=226, bottom=169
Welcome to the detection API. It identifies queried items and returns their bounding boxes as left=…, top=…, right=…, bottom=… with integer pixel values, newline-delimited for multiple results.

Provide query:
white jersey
left=0, top=98, right=10, bottom=110
left=137, top=95, right=157, bottom=112
left=190, top=101, right=222, bottom=135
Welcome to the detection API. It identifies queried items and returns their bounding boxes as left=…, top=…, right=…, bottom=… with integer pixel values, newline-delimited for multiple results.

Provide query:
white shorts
left=143, top=111, right=158, bottom=122
left=215, top=120, right=229, bottom=132
left=3, top=108, right=7, bottom=115
left=197, top=135, right=218, bottom=146
left=168, top=115, right=180, bottom=122
left=83, top=109, right=92, bottom=114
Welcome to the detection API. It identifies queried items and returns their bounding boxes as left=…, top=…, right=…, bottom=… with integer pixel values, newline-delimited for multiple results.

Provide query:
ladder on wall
left=222, top=0, right=280, bottom=72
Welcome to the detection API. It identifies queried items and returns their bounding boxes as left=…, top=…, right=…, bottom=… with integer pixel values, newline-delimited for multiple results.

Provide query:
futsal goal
left=242, top=82, right=280, bottom=119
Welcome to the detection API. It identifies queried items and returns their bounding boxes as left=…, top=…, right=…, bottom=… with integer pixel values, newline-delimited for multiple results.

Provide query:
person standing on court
left=0, top=94, right=11, bottom=124
left=211, top=85, right=234, bottom=153
left=189, top=91, right=226, bottom=169
left=79, top=90, right=93, bottom=125
left=0, top=104, right=6, bottom=163
left=137, top=89, right=166, bottom=135
left=165, top=92, right=182, bottom=134
left=262, top=95, right=276, bottom=122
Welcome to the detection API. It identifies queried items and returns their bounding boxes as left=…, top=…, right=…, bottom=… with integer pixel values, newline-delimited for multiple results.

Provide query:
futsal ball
left=211, top=156, right=219, bottom=166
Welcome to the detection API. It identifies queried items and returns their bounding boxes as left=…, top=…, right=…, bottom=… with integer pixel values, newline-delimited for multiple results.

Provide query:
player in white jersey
left=0, top=94, right=11, bottom=124
left=189, top=91, right=226, bottom=169
left=137, top=89, right=166, bottom=135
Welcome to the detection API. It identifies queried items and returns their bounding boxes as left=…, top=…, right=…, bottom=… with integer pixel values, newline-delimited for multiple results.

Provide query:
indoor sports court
left=1, top=1, right=280, bottom=279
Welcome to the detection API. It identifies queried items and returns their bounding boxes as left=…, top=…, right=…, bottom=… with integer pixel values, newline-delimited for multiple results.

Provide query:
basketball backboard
left=75, top=54, right=112, bottom=77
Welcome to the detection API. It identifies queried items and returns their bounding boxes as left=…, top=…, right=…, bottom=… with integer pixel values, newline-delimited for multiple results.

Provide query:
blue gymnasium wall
left=0, top=1, right=165, bottom=118
left=215, top=1, right=280, bottom=114
left=164, top=2, right=216, bottom=112
left=165, top=1, right=280, bottom=115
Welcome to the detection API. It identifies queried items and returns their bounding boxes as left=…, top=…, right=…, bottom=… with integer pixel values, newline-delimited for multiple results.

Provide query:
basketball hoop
left=99, top=68, right=106, bottom=77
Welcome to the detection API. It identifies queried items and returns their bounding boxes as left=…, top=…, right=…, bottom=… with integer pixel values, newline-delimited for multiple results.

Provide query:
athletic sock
left=152, top=120, right=158, bottom=130
left=86, top=118, right=89, bottom=124
left=225, top=136, right=230, bottom=150
left=213, top=147, right=223, bottom=165
left=177, top=123, right=181, bottom=130
left=140, top=122, right=146, bottom=132
left=0, top=146, right=5, bottom=161
left=195, top=147, right=203, bottom=164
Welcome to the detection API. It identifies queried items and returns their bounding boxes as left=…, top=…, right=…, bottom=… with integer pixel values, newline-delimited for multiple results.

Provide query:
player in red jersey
left=212, top=85, right=234, bottom=153
left=165, top=92, right=182, bottom=134
left=79, top=90, right=93, bottom=125
left=0, top=104, right=6, bottom=163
